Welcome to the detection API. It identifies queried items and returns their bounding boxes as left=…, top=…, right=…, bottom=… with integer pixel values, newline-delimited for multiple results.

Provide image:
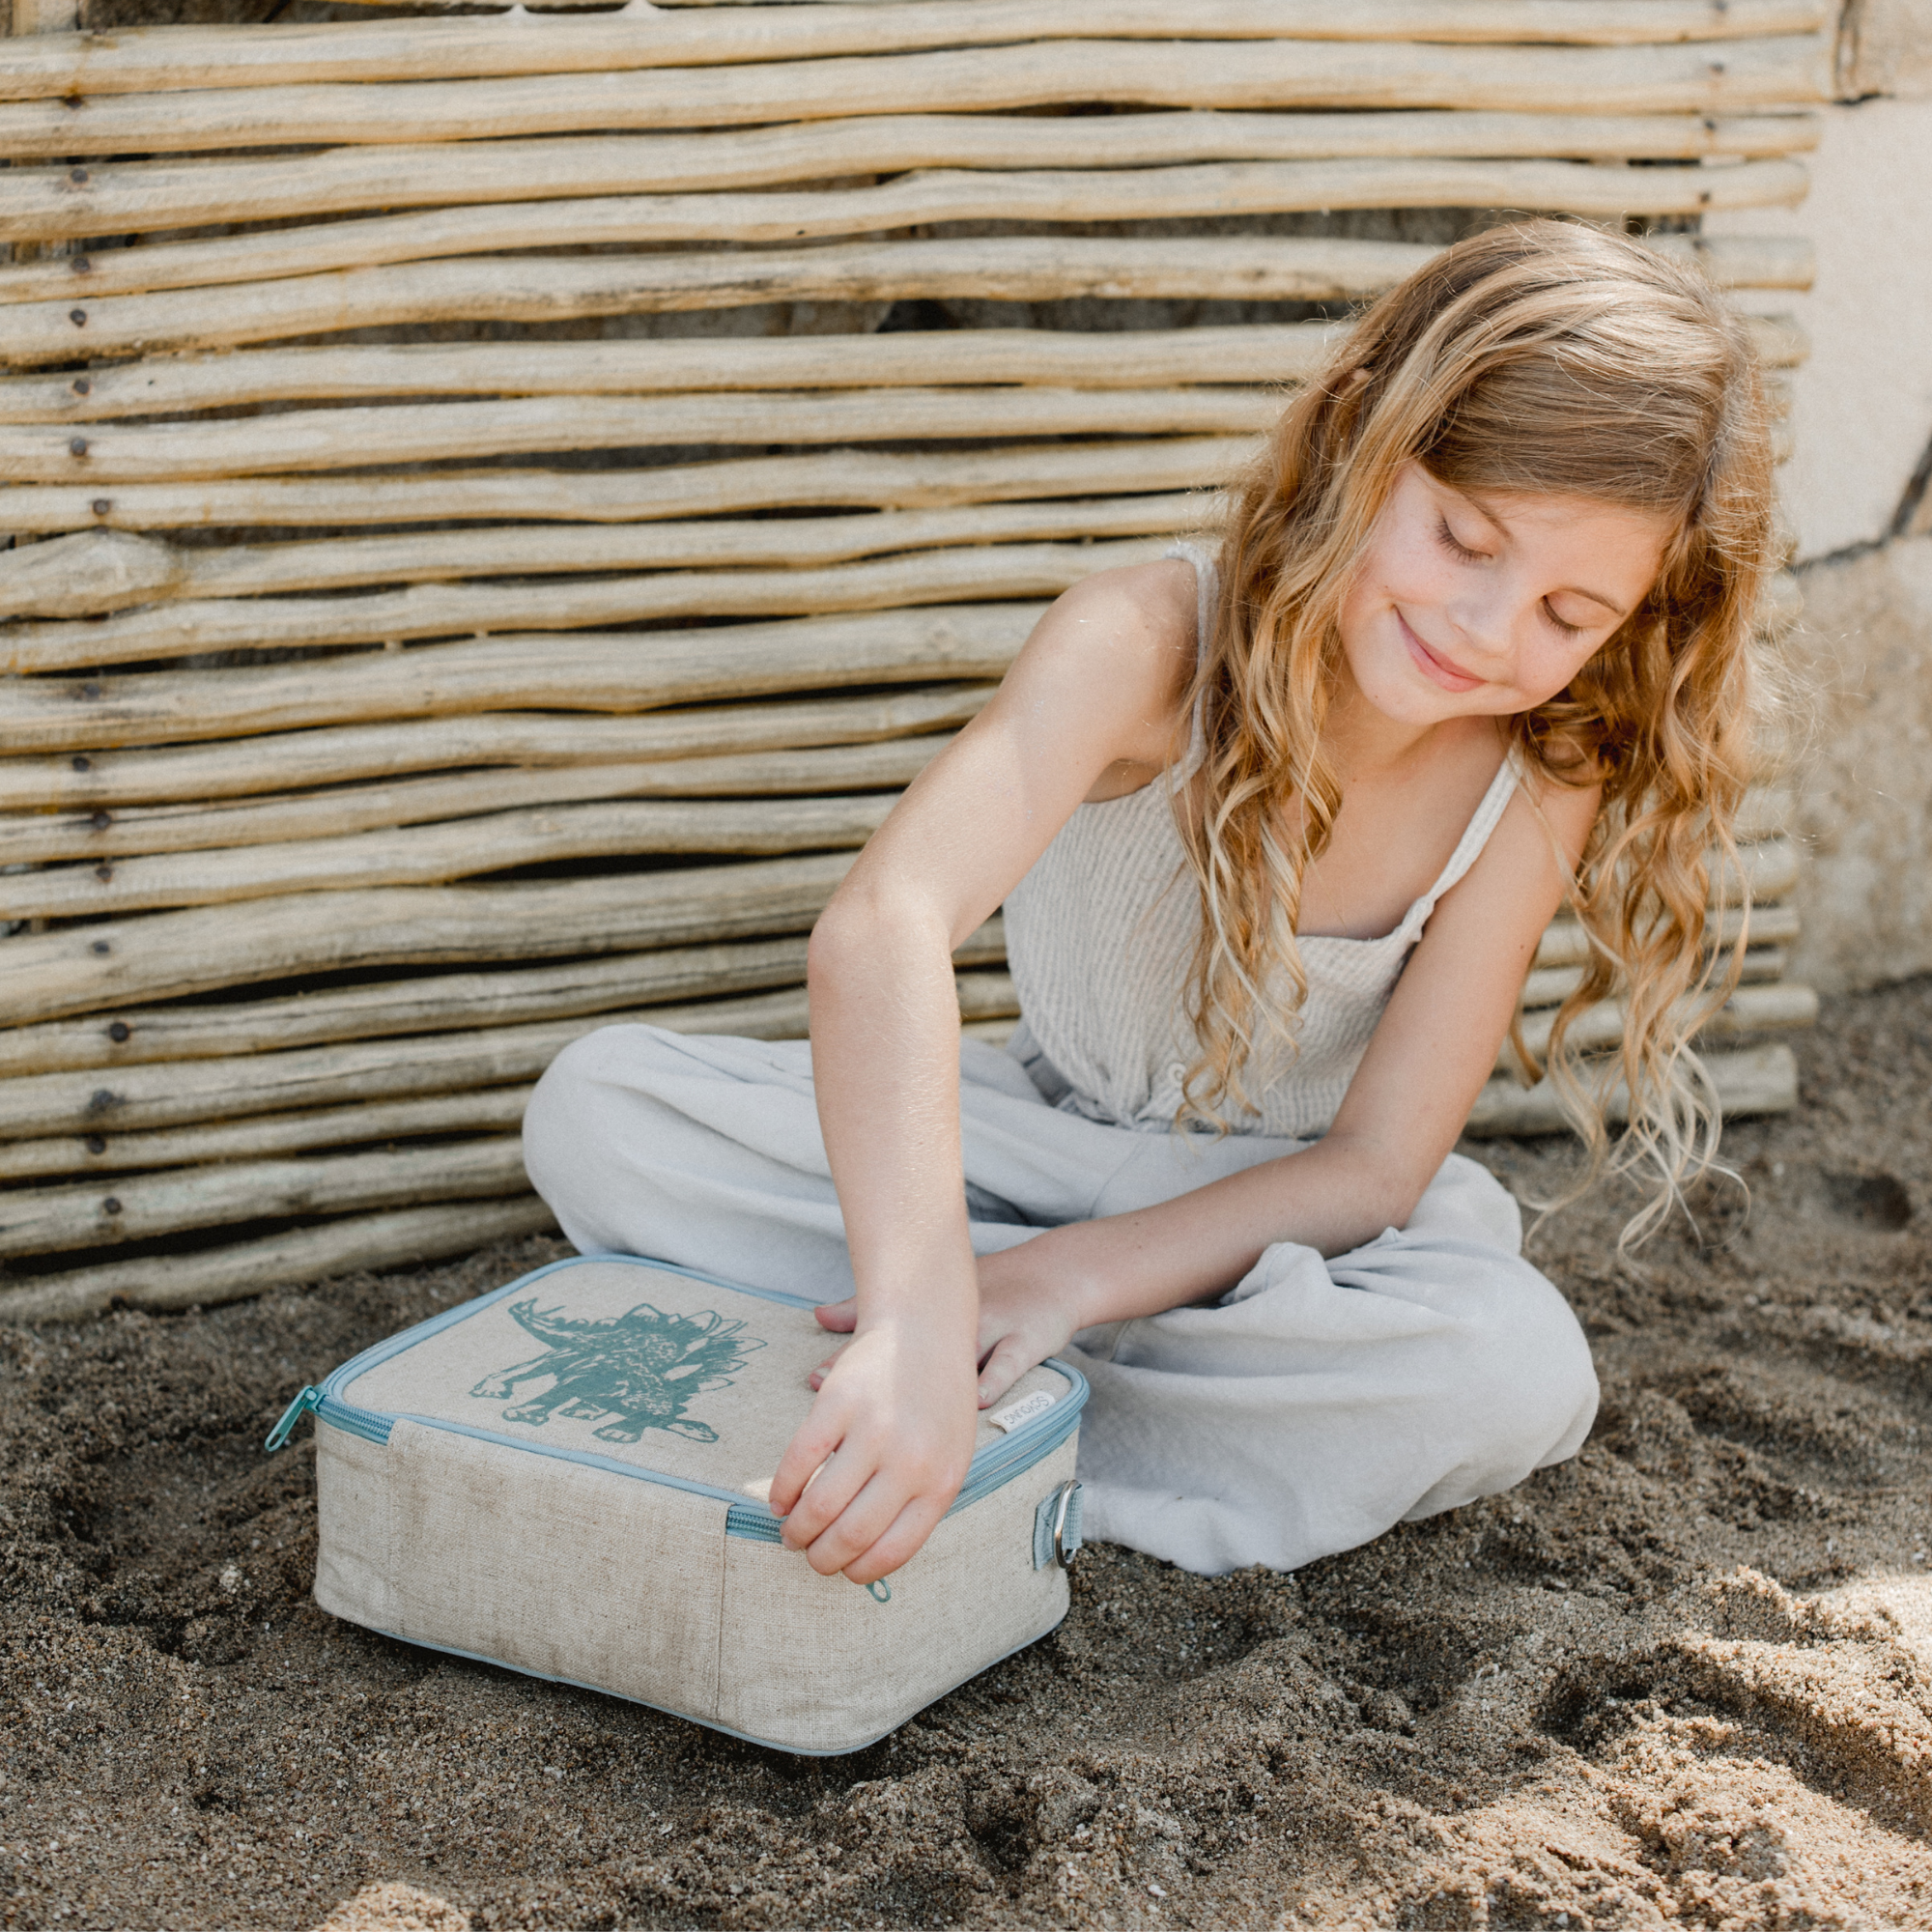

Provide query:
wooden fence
left=0, top=0, right=1827, bottom=1320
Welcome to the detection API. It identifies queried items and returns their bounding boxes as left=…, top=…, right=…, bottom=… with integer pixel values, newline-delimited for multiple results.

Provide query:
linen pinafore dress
left=522, top=544, right=1598, bottom=1577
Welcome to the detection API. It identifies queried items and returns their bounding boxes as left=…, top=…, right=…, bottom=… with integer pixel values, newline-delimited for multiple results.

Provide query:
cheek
left=1516, top=633, right=1605, bottom=706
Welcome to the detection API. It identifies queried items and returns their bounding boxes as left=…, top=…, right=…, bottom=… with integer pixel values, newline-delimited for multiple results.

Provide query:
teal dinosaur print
left=469, top=1297, right=763, bottom=1444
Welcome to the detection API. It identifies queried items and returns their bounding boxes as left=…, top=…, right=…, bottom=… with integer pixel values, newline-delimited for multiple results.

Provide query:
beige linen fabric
left=316, top=1420, right=729, bottom=1719
left=1002, top=539, right=1522, bottom=1141
left=716, top=1436, right=1076, bottom=1753
left=309, top=1256, right=1087, bottom=1751
left=524, top=1031, right=1598, bottom=1577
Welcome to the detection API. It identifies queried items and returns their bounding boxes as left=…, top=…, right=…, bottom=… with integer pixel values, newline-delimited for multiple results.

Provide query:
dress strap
left=1164, top=536, right=1219, bottom=675
left=1162, top=538, right=1219, bottom=788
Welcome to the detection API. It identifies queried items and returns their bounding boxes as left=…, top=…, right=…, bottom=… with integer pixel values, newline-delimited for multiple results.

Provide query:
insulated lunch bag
left=268, top=1253, right=1087, bottom=1754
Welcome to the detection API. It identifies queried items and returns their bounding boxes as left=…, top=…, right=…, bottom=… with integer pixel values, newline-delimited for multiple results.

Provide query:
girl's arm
left=766, top=560, right=1201, bottom=1587
left=961, top=769, right=1602, bottom=1400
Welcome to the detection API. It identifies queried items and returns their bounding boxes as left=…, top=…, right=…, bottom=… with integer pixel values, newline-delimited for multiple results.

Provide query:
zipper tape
left=264, top=1253, right=1088, bottom=1560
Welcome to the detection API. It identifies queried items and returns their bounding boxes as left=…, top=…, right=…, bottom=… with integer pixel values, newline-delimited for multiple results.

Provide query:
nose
left=1441, top=576, right=1520, bottom=666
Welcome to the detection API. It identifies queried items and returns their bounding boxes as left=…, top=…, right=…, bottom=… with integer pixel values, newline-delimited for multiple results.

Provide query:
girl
left=523, top=220, right=1777, bottom=1590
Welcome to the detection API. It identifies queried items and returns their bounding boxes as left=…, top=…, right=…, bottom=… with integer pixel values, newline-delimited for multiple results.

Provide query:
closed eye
left=1543, top=603, right=1586, bottom=639
left=1434, top=516, right=1487, bottom=564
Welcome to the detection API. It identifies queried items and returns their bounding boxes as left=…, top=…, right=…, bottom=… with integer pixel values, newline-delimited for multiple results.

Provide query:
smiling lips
left=1398, top=611, right=1485, bottom=693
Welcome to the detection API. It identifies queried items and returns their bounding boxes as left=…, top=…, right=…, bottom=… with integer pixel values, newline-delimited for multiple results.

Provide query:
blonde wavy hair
left=1177, top=219, right=1780, bottom=1243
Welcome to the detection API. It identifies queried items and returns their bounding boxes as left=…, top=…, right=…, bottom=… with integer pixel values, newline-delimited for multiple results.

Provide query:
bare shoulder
left=1007, top=559, right=1200, bottom=762
left=1508, top=751, right=1603, bottom=862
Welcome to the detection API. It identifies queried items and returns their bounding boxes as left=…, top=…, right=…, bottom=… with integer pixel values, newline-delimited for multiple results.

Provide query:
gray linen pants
left=522, top=1026, right=1599, bottom=1577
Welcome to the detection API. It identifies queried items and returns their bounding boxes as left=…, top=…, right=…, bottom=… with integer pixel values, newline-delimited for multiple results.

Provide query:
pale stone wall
left=1703, top=2, right=1932, bottom=991
left=1786, top=536, right=1932, bottom=989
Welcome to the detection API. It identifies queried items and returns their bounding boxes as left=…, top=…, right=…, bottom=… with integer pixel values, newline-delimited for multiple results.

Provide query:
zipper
left=267, top=1381, right=395, bottom=1452
left=265, top=1256, right=1088, bottom=1528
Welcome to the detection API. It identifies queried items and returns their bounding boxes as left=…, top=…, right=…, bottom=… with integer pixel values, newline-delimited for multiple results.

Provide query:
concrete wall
left=1703, top=2, right=1932, bottom=991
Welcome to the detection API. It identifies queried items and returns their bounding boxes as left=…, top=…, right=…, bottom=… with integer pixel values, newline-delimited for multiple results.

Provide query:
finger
left=975, top=1338, right=1035, bottom=1409
left=841, top=1491, right=952, bottom=1588
left=768, top=1403, right=846, bottom=1519
left=798, top=1469, right=915, bottom=1578
left=779, top=1442, right=875, bottom=1552
left=805, top=1343, right=847, bottom=1392
left=813, top=1296, right=860, bottom=1334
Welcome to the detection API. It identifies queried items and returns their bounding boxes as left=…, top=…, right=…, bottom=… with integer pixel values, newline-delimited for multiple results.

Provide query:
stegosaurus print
left=469, top=1297, right=763, bottom=1444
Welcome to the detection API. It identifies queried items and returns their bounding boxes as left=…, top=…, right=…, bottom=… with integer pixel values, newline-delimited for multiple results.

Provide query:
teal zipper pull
left=266, top=1386, right=322, bottom=1452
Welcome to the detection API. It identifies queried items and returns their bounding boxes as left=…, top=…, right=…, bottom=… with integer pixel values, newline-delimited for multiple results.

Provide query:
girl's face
left=1337, top=460, right=1677, bottom=729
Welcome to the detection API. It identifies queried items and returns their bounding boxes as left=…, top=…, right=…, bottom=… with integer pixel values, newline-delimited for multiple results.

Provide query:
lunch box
left=268, top=1253, right=1086, bottom=1754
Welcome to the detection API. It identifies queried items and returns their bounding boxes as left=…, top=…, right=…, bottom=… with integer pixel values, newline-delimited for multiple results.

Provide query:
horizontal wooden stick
left=0, top=495, right=1208, bottom=617
left=4, top=228, right=1814, bottom=370
left=1519, top=944, right=1786, bottom=1010
left=0, top=114, right=1821, bottom=245
left=0, top=919, right=1007, bottom=1078
left=0, top=322, right=1333, bottom=422
left=0, top=734, right=954, bottom=865
left=1463, top=1041, right=1797, bottom=1138
left=0, top=971, right=994, bottom=1142
left=1534, top=899, right=1801, bottom=972
left=5, top=237, right=1458, bottom=366
left=1, top=1086, right=538, bottom=1181
left=0, top=1196, right=560, bottom=1325
left=0, top=156, right=1806, bottom=299
left=0, top=683, right=995, bottom=811
left=0, top=853, right=860, bottom=1029
left=0, top=437, right=1258, bottom=535
left=0, top=3, right=1829, bottom=102
left=1497, top=979, right=1817, bottom=1074
left=0, top=312, right=1805, bottom=429
left=0, top=538, right=1150, bottom=675
left=0, top=606, right=1042, bottom=753
left=0, top=1134, right=536, bottom=1261
left=0, top=382, right=1277, bottom=478
left=0, top=38, right=1829, bottom=161
left=4, top=791, right=900, bottom=920
left=0, top=920, right=1007, bottom=1079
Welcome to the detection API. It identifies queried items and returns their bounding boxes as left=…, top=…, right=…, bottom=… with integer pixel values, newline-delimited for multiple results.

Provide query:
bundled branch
left=0, top=38, right=1829, bottom=162
left=0, top=496, right=1208, bottom=618
left=0, top=318, right=1802, bottom=425
left=0, top=607, right=1044, bottom=753
left=0, top=157, right=1808, bottom=303
left=0, top=969, right=1018, bottom=1142
left=0, top=384, right=1276, bottom=477
left=1465, top=1042, right=1798, bottom=1138
left=0, top=114, right=1820, bottom=243
left=5, top=791, right=901, bottom=920
left=0, top=1198, right=562, bottom=1326
left=2, top=1085, right=532, bottom=1180
left=0, top=921, right=1008, bottom=1078
left=0, top=541, right=1143, bottom=674
left=0, top=2, right=1830, bottom=102
left=0, top=1134, right=531, bottom=1261
left=0, top=684, right=995, bottom=812
left=0, top=734, right=952, bottom=866
left=0, top=853, right=861, bottom=1029
left=0, top=232, right=1812, bottom=366
left=0, top=439, right=1253, bottom=538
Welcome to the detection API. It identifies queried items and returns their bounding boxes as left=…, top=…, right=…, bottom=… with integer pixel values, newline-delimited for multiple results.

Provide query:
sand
left=5, top=979, right=1930, bottom=1932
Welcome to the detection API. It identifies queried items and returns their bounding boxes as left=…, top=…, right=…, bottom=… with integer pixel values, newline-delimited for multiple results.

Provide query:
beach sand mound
left=4, top=979, right=1929, bottom=1929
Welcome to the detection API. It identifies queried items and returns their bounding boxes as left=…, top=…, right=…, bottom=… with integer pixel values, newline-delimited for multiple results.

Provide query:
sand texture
left=4, top=980, right=1930, bottom=1931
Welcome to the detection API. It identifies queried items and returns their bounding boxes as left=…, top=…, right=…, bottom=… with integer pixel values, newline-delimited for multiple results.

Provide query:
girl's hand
left=811, top=1230, right=1100, bottom=1413
left=769, top=1313, right=979, bottom=1588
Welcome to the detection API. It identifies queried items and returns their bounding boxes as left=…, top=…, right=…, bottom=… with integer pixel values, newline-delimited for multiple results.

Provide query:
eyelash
left=1435, top=516, right=1588, bottom=639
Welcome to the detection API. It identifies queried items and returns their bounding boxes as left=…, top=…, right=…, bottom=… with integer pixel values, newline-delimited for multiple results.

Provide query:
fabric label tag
left=988, top=1389, right=1056, bottom=1434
